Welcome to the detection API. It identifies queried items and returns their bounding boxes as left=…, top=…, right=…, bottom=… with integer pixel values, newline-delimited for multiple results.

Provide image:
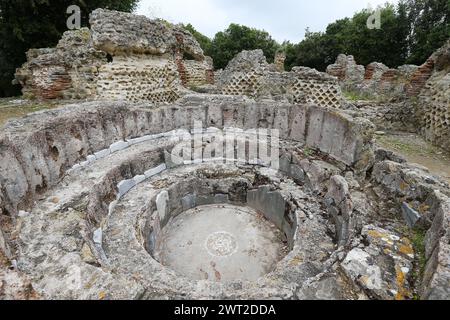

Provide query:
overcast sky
left=136, top=0, right=399, bottom=43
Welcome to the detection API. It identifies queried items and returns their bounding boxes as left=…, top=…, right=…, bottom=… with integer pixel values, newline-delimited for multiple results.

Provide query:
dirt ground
left=376, top=132, right=450, bottom=184
left=0, top=98, right=60, bottom=127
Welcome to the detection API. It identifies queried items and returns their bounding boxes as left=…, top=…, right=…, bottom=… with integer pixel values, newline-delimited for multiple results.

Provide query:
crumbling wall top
left=172, top=25, right=205, bottom=61
left=90, top=9, right=178, bottom=56
left=89, top=9, right=206, bottom=60
left=23, top=28, right=105, bottom=68
left=432, top=40, right=450, bottom=71
left=291, top=66, right=340, bottom=82
left=222, top=49, right=270, bottom=73
left=326, top=54, right=365, bottom=83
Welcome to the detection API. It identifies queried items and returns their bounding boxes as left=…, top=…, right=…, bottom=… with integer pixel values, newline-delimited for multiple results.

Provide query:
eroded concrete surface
left=155, top=204, right=287, bottom=282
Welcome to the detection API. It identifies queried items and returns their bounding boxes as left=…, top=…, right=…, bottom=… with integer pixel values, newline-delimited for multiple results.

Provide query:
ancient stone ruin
left=1, top=9, right=449, bottom=300
left=214, top=50, right=344, bottom=108
left=327, top=42, right=450, bottom=152
left=15, top=9, right=214, bottom=102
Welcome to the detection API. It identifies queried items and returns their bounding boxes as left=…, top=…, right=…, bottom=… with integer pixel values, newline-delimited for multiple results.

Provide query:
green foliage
left=290, top=29, right=331, bottom=71
left=285, top=1, right=448, bottom=71
left=339, top=4, right=410, bottom=67
left=410, top=227, right=427, bottom=286
left=342, top=90, right=375, bottom=102
left=302, top=146, right=315, bottom=157
left=182, top=23, right=280, bottom=70
left=208, top=24, right=280, bottom=69
left=280, top=41, right=297, bottom=71
left=0, top=0, right=139, bottom=97
left=405, top=0, right=450, bottom=64
left=285, top=4, right=412, bottom=70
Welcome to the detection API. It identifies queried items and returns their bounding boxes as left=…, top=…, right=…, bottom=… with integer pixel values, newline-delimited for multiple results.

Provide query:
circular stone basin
left=154, top=204, right=288, bottom=282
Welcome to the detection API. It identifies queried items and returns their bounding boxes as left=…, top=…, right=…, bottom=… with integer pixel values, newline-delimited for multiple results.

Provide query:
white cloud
left=136, top=0, right=399, bottom=42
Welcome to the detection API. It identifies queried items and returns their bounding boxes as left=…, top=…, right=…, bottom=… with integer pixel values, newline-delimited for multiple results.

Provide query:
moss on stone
left=409, top=227, right=427, bottom=294
left=343, top=90, right=375, bottom=102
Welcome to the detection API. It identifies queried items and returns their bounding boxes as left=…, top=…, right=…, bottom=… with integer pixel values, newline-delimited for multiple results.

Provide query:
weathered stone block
left=247, top=186, right=286, bottom=231
left=90, top=9, right=177, bottom=55
left=156, top=190, right=169, bottom=223
left=181, top=194, right=196, bottom=211
left=110, top=140, right=129, bottom=154
left=144, top=164, right=167, bottom=179
left=117, top=179, right=136, bottom=198
left=0, top=228, right=11, bottom=260
left=401, top=202, right=421, bottom=228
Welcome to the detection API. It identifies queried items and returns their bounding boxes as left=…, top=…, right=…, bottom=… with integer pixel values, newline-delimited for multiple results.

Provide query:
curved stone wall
left=0, top=96, right=374, bottom=215
left=0, top=96, right=448, bottom=299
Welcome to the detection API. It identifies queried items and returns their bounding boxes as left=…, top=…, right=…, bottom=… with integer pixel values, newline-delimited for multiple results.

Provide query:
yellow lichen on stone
left=359, top=275, right=370, bottom=287
left=418, top=203, right=430, bottom=214
left=367, top=229, right=393, bottom=247
left=399, top=244, right=414, bottom=256
left=81, top=243, right=96, bottom=264
left=400, top=237, right=412, bottom=247
left=399, top=181, right=409, bottom=191
left=99, top=291, right=106, bottom=300
left=367, top=229, right=385, bottom=239
left=394, top=265, right=412, bottom=300
left=84, top=274, right=99, bottom=290
left=289, top=255, right=304, bottom=266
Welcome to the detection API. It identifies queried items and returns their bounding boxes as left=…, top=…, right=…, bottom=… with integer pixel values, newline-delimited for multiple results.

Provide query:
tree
left=287, top=29, right=330, bottom=71
left=281, top=41, right=298, bottom=71
left=208, top=23, right=280, bottom=69
left=323, top=18, right=352, bottom=64
left=343, top=4, right=409, bottom=67
left=395, top=1, right=411, bottom=65
left=405, top=0, right=450, bottom=64
left=0, top=0, right=139, bottom=97
left=286, top=3, right=414, bottom=71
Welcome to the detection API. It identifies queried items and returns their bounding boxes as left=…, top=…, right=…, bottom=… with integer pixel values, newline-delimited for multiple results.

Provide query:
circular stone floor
left=154, top=204, right=288, bottom=282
